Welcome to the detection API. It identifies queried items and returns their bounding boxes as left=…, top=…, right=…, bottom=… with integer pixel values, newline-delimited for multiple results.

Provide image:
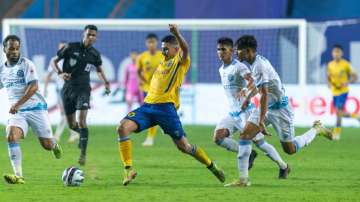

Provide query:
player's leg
left=226, top=122, right=259, bottom=187
left=172, top=136, right=225, bottom=182
left=77, top=109, right=88, bottom=165
left=270, top=107, right=333, bottom=155
left=27, top=111, right=63, bottom=159
left=213, top=116, right=239, bottom=152
left=333, top=94, right=344, bottom=139
left=74, top=89, right=91, bottom=165
left=155, top=103, right=225, bottom=183
left=4, top=114, right=27, bottom=184
left=117, top=105, right=155, bottom=185
left=252, top=134, right=289, bottom=179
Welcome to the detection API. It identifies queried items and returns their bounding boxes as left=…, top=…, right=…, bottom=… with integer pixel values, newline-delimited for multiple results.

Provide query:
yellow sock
left=147, top=126, right=157, bottom=138
left=118, top=138, right=132, bottom=168
left=333, top=127, right=342, bottom=135
left=191, top=145, right=212, bottom=167
left=351, top=112, right=359, bottom=119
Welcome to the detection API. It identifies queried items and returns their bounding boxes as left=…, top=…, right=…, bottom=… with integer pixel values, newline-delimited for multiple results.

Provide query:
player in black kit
left=53, top=25, right=110, bottom=165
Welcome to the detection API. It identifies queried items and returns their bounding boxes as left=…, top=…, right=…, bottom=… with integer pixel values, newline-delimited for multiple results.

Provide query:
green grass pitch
left=0, top=125, right=359, bottom=202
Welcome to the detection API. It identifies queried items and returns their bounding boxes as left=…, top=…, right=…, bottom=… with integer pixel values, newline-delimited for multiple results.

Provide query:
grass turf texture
left=0, top=125, right=359, bottom=202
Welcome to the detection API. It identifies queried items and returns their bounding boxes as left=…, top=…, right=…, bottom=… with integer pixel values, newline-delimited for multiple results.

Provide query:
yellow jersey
left=144, top=52, right=190, bottom=109
left=327, top=59, right=354, bottom=96
left=136, top=50, right=163, bottom=92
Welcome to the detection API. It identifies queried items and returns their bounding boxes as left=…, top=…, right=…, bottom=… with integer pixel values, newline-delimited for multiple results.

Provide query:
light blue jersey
left=0, top=57, right=47, bottom=112
left=248, top=55, right=287, bottom=108
left=219, top=59, right=252, bottom=115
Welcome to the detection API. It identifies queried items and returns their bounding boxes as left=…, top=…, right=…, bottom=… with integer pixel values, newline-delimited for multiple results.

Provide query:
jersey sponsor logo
left=73, top=52, right=79, bottom=56
left=83, top=103, right=89, bottom=107
left=69, top=58, right=77, bottom=67
left=166, top=60, right=173, bottom=68
left=17, top=70, right=24, bottom=77
left=227, top=74, right=235, bottom=82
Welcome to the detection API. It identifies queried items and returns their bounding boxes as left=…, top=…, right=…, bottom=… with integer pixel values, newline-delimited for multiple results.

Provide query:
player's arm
left=350, top=72, right=358, bottom=83
left=349, top=65, right=358, bottom=83
left=240, top=73, right=258, bottom=110
left=10, top=81, right=38, bottom=114
left=169, top=24, right=189, bottom=65
left=54, top=44, right=71, bottom=80
left=136, top=55, right=146, bottom=84
left=96, top=65, right=111, bottom=95
left=258, top=84, right=269, bottom=134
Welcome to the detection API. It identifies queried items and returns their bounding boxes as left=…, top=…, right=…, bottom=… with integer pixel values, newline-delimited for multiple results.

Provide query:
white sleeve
left=237, top=62, right=251, bottom=78
left=24, top=60, right=39, bottom=84
left=253, top=62, right=270, bottom=87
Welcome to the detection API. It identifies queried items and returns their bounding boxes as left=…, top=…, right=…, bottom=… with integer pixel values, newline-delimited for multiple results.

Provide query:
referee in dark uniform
left=53, top=25, right=110, bottom=165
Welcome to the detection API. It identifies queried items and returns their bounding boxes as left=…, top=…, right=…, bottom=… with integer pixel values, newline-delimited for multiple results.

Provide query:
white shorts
left=248, top=105, right=295, bottom=142
left=215, top=108, right=264, bottom=141
left=6, top=110, right=54, bottom=139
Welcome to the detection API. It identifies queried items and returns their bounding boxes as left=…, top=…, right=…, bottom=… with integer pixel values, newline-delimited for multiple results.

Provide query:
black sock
left=79, top=128, right=89, bottom=156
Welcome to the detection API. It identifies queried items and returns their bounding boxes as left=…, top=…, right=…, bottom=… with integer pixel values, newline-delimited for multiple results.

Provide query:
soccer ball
left=62, top=167, right=84, bottom=186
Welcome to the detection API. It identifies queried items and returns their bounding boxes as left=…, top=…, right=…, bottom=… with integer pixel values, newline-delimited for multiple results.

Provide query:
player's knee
left=117, top=124, right=130, bottom=137
left=213, top=129, right=228, bottom=145
left=7, top=128, right=22, bottom=143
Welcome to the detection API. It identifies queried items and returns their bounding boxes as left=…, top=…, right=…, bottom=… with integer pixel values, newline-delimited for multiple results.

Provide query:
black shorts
left=61, top=86, right=91, bottom=115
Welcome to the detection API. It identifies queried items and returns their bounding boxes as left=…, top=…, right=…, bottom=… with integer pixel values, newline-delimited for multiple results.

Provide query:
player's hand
left=169, top=24, right=179, bottom=35
left=9, top=105, right=19, bottom=114
left=59, top=73, right=71, bottom=80
left=259, top=121, right=271, bottom=136
left=104, top=82, right=111, bottom=95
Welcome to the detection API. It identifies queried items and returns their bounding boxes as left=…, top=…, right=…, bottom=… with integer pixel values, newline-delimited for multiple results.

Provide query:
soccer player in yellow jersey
left=137, top=33, right=163, bottom=146
left=116, top=24, right=225, bottom=186
left=327, top=44, right=359, bottom=140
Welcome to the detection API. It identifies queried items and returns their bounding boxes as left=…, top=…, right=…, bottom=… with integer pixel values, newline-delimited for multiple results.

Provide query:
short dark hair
left=146, top=33, right=158, bottom=40
left=3, top=35, right=21, bottom=47
left=161, top=35, right=178, bottom=45
left=217, top=37, right=233, bottom=48
left=333, top=44, right=343, bottom=51
left=84, top=24, right=98, bottom=31
left=236, top=35, right=257, bottom=50
left=59, top=40, right=67, bottom=44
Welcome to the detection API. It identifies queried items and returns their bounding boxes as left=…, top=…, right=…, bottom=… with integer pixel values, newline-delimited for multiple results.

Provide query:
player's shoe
left=67, top=131, right=80, bottom=143
left=248, top=149, right=258, bottom=170
left=224, top=178, right=251, bottom=187
left=313, top=120, right=334, bottom=140
left=279, top=164, right=291, bottom=179
left=52, top=143, right=63, bottom=159
left=142, top=137, right=154, bottom=146
left=4, top=174, right=25, bottom=184
left=78, top=154, right=86, bottom=166
left=208, top=162, right=225, bottom=183
left=122, top=168, right=137, bottom=186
